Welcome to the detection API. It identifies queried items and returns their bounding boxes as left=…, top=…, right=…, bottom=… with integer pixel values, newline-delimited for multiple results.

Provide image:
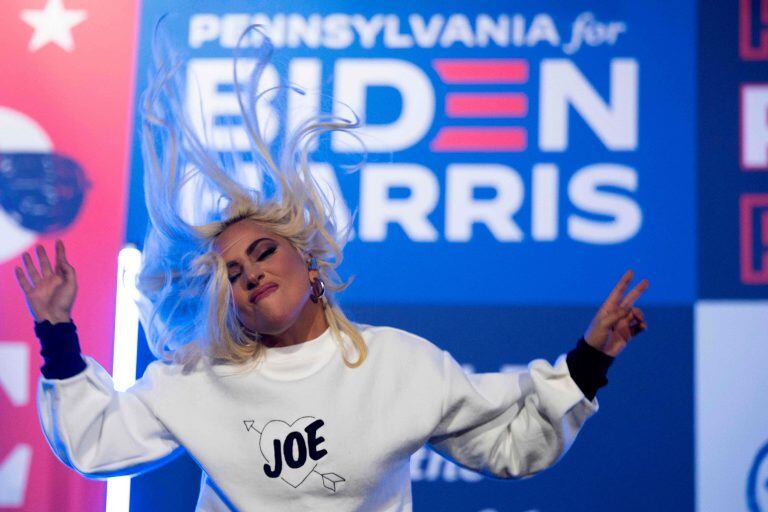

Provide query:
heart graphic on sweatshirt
left=258, top=416, right=327, bottom=488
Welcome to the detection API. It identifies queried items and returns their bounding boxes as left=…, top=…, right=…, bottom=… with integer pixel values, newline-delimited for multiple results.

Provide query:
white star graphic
left=20, top=0, right=87, bottom=52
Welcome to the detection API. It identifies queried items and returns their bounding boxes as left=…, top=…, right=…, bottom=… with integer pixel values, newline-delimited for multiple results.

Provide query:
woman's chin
left=249, top=315, right=294, bottom=337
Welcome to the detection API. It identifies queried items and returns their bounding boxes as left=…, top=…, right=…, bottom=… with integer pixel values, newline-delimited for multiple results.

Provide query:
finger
left=602, top=306, right=633, bottom=328
left=36, top=244, right=54, bottom=277
left=631, top=307, right=644, bottom=322
left=602, top=269, right=633, bottom=309
left=55, top=239, right=65, bottom=275
left=55, top=239, right=74, bottom=277
left=620, top=278, right=650, bottom=308
left=22, top=251, right=42, bottom=285
left=14, top=266, right=33, bottom=294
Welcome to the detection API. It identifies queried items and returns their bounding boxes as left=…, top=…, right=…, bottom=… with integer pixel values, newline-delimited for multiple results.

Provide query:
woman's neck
left=259, top=299, right=329, bottom=349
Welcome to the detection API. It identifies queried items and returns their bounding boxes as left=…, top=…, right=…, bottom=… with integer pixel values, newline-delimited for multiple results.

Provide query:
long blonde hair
left=135, top=21, right=367, bottom=372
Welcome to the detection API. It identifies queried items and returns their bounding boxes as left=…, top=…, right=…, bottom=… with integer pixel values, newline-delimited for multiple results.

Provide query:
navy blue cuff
left=566, top=336, right=615, bottom=401
left=34, top=319, right=87, bottom=379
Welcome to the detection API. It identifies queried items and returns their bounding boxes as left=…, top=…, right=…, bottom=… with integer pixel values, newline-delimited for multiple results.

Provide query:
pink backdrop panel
left=0, top=1, right=140, bottom=510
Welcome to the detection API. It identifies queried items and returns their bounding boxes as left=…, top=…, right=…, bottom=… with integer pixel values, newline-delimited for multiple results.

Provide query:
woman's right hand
left=14, top=240, right=78, bottom=324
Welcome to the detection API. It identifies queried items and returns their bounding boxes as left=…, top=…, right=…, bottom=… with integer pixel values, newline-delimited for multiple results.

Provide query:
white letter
left=324, top=14, right=354, bottom=49
left=742, top=84, right=768, bottom=169
left=350, top=14, right=385, bottom=49
left=409, top=14, right=444, bottom=48
left=0, top=445, right=32, bottom=506
left=250, top=13, right=285, bottom=47
left=440, top=14, right=474, bottom=47
left=0, top=342, right=27, bottom=406
left=532, top=163, right=559, bottom=241
left=384, top=15, right=414, bottom=48
left=360, top=164, right=438, bottom=241
left=526, top=14, right=560, bottom=46
left=476, top=14, right=509, bottom=47
left=287, top=14, right=322, bottom=48
left=540, top=58, right=638, bottom=151
left=220, top=14, right=250, bottom=48
left=189, top=14, right=220, bottom=48
left=333, top=59, right=434, bottom=152
left=410, top=446, right=428, bottom=481
left=445, top=164, right=524, bottom=242
left=567, top=164, right=641, bottom=244
left=287, top=58, right=322, bottom=152
left=309, top=163, right=355, bottom=242
left=186, top=59, right=279, bottom=152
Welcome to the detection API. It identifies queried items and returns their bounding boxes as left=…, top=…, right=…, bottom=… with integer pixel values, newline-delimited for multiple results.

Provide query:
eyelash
left=228, top=246, right=276, bottom=283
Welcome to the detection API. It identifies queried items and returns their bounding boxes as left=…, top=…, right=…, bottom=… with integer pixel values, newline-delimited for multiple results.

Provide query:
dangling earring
left=307, top=255, right=327, bottom=305
left=310, top=277, right=326, bottom=304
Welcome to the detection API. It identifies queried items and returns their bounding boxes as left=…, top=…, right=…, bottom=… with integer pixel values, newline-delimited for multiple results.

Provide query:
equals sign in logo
left=430, top=59, right=529, bottom=153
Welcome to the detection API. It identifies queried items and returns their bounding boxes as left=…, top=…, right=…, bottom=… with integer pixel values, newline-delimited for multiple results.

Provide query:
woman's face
left=213, top=219, right=315, bottom=335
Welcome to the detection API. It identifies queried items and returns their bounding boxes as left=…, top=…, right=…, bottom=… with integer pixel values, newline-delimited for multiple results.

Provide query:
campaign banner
left=0, top=1, right=139, bottom=510
left=126, top=1, right=696, bottom=307
left=699, top=0, right=768, bottom=298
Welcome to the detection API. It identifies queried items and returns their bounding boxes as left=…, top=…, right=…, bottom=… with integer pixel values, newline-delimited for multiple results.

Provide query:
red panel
left=0, top=1, right=140, bottom=510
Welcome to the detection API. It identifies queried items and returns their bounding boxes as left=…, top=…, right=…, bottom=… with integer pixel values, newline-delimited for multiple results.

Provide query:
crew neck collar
left=257, top=326, right=338, bottom=380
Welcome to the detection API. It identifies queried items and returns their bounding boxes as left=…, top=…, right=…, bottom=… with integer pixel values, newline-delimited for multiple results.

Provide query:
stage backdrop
left=124, top=1, right=696, bottom=512
left=4, top=0, right=767, bottom=511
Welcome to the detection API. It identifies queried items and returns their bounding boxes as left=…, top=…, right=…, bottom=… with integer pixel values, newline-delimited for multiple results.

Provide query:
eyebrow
left=226, top=238, right=272, bottom=269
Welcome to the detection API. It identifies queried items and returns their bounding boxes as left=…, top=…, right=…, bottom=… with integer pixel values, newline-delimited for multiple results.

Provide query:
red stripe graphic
left=762, top=209, right=768, bottom=246
left=445, top=93, right=528, bottom=118
left=740, top=193, right=768, bottom=283
left=430, top=127, right=527, bottom=152
left=433, top=59, right=529, bottom=84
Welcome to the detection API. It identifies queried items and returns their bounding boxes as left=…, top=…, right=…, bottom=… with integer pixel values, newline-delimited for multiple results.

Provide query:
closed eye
left=228, top=246, right=276, bottom=283
left=258, top=247, right=276, bottom=261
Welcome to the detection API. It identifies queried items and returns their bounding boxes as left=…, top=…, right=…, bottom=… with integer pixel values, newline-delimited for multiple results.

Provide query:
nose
left=244, top=265, right=263, bottom=290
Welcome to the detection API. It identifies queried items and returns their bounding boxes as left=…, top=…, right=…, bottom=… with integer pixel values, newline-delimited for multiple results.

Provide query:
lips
left=250, top=283, right=278, bottom=303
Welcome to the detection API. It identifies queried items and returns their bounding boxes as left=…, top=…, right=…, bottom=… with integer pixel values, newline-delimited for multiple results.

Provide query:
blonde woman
left=14, top=27, right=648, bottom=511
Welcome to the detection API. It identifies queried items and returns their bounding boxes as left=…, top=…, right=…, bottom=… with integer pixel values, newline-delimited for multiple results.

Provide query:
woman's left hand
left=583, top=269, right=649, bottom=357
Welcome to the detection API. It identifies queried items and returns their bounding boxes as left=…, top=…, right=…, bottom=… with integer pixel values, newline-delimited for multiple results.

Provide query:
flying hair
left=135, top=16, right=368, bottom=373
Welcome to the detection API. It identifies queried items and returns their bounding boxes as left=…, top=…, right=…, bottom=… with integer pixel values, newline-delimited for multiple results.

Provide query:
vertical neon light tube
left=105, top=245, right=142, bottom=512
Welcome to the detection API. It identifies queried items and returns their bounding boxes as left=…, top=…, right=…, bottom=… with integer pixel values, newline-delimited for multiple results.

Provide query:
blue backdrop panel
left=130, top=304, right=692, bottom=511
left=127, top=1, right=696, bottom=306
left=698, top=0, right=768, bottom=298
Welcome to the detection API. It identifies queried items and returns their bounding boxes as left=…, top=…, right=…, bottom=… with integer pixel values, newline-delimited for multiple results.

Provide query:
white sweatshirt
left=36, top=322, right=600, bottom=511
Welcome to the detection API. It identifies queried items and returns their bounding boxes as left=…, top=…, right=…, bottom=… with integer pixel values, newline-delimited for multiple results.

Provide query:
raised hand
left=583, top=269, right=649, bottom=357
left=14, top=240, right=78, bottom=324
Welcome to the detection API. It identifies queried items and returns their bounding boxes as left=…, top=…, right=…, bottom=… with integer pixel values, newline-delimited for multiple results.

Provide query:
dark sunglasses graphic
left=0, top=153, right=89, bottom=233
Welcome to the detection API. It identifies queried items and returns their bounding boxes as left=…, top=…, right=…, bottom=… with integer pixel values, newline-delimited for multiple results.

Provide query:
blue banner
left=127, top=1, right=696, bottom=306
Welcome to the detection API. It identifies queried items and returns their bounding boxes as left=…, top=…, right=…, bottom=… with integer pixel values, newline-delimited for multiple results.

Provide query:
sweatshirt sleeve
left=426, top=347, right=600, bottom=480
left=36, top=340, right=184, bottom=478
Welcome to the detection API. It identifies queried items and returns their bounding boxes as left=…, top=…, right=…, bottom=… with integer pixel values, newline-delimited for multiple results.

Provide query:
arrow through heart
left=243, top=416, right=346, bottom=492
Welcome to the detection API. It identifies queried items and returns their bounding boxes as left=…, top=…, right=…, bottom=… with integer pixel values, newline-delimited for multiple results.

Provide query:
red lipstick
left=250, top=283, right=278, bottom=303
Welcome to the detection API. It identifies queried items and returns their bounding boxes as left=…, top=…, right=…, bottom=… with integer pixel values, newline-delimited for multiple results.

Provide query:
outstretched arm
left=16, top=242, right=184, bottom=478
left=427, top=269, right=649, bottom=479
